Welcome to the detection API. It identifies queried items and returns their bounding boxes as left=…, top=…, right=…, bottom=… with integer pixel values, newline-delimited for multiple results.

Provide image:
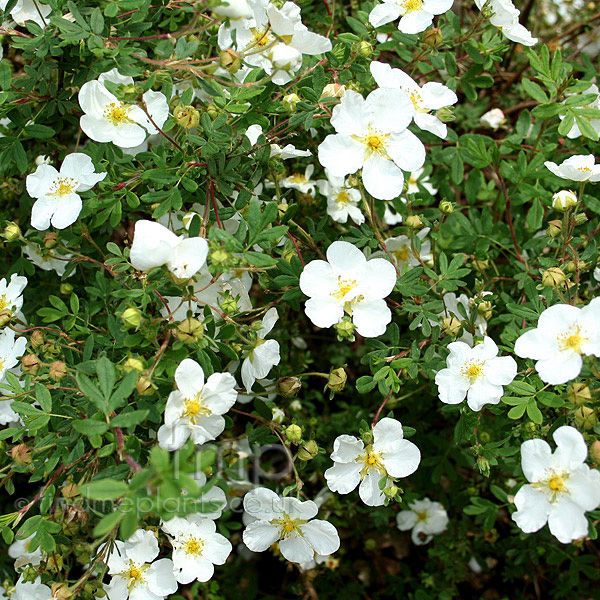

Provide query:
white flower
left=514, top=300, right=600, bottom=385
left=0, top=274, right=27, bottom=318
left=8, top=534, right=42, bottom=569
left=559, top=84, right=600, bottom=139
left=272, top=406, right=285, bottom=423
left=386, top=228, right=432, bottom=270
left=279, top=164, right=316, bottom=195
left=544, top=154, right=600, bottom=182
left=23, top=244, right=73, bottom=277
left=434, top=336, right=517, bottom=411
left=103, top=529, right=178, bottom=600
left=242, top=487, right=340, bottom=564
left=396, top=498, right=449, bottom=544
left=162, top=516, right=232, bottom=584
left=299, top=240, right=397, bottom=338
left=26, top=153, right=106, bottom=230
left=480, top=108, right=506, bottom=129
left=12, top=576, right=51, bottom=600
left=325, top=418, right=421, bottom=506
left=475, top=0, right=537, bottom=46
left=512, top=426, right=600, bottom=543
left=370, top=61, right=458, bottom=139
left=78, top=71, right=169, bottom=148
left=189, top=471, right=228, bottom=519
left=317, top=171, right=364, bottom=225
left=130, top=220, right=208, bottom=279
left=0, top=329, right=26, bottom=384
left=212, top=0, right=253, bottom=19
left=1, top=0, right=51, bottom=28
left=552, top=189, right=578, bottom=211
left=34, top=155, right=51, bottom=166
left=157, top=359, right=237, bottom=451
left=318, top=88, right=425, bottom=200
left=241, top=308, right=281, bottom=391
left=369, top=0, right=454, bottom=34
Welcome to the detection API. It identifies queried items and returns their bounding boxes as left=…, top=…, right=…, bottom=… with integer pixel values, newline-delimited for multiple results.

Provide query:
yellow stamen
left=331, top=277, right=358, bottom=300
left=49, top=177, right=77, bottom=197
left=557, top=325, right=587, bottom=354
left=104, top=101, right=132, bottom=126
left=251, top=28, right=272, bottom=48
left=182, top=394, right=211, bottom=424
left=289, top=173, right=307, bottom=184
left=416, top=510, right=428, bottom=522
left=184, top=536, right=204, bottom=556
left=460, top=360, right=484, bottom=382
left=336, top=191, right=351, bottom=205
left=271, top=513, right=305, bottom=538
left=402, top=0, right=423, bottom=11
left=392, top=246, right=411, bottom=263
left=360, top=446, right=386, bottom=477
left=123, top=561, right=150, bottom=592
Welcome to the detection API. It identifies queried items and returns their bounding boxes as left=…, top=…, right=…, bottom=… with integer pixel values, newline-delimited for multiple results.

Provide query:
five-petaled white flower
left=158, top=358, right=238, bottom=451
left=396, top=497, right=449, bottom=544
left=0, top=329, right=26, bottom=384
left=370, top=61, right=458, bottom=139
left=241, top=307, right=281, bottom=391
left=475, top=0, right=537, bottom=46
left=514, top=300, right=600, bottom=385
left=317, top=170, right=365, bottom=226
left=318, top=88, right=425, bottom=200
left=242, top=487, right=340, bottom=564
left=103, top=529, right=178, bottom=600
left=386, top=229, right=432, bottom=270
left=434, top=336, right=517, bottom=411
left=299, top=240, right=397, bottom=338
left=0, top=274, right=27, bottom=319
left=130, top=220, right=209, bottom=279
left=512, top=426, right=600, bottom=544
left=369, top=0, right=454, bottom=34
left=26, top=153, right=106, bottom=230
left=78, top=69, right=169, bottom=148
left=279, top=164, right=316, bottom=195
left=544, top=154, right=600, bottom=182
left=325, top=417, right=421, bottom=507
left=162, top=516, right=232, bottom=584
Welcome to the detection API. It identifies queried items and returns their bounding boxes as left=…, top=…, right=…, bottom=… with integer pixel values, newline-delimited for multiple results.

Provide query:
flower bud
left=61, top=482, right=80, bottom=499
left=12, top=444, right=32, bottom=465
left=439, top=200, right=454, bottom=214
left=283, top=93, right=301, bottom=112
left=567, top=383, right=591, bottom=406
left=136, top=376, right=156, bottom=397
left=0, top=310, right=11, bottom=328
left=405, top=215, right=424, bottom=229
left=383, top=484, right=399, bottom=498
left=219, top=292, right=238, bottom=315
left=21, top=354, right=40, bottom=375
left=552, top=190, right=577, bottom=212
left=480, top=108, right=505, bottom=130
left=471, top=258, right=490, bottom=272
left=364, top=538, right=377, bottom=551
left=546, top=219, right=562, bottom=238
left=121, top=307, right=142, bottom=329
left=272, top=407, right=285, bottom=424
left=326, top=368, right=347, bottom=394
left=123, top=357, right=145, bottom=373
left=59, top=283, right=73, bottom=295
left=477, top=300, right=493, bottom=321
left=574, top=213, right=588, bottom=226
left=174, top=105, right=200, bottom=129
left=575, top=406, right=597, bottom=429
left=176, top=317, right=204, bottom=344
left=334, top=317, right=355, bottom=341
left=277, top=376, right=302, bottom=398
left=289, top=400, right=302, bottom=411
left=542, top=266, right=566, bottom=287
left=565, top=260, right=586, bottom=273
left=30, top=330, right=45, bottom=349
left=3, top=222, right=21, bottom=242
left=590, top=440, right=600, bottom=464
left=320, top=83, right=346, bottom=100
left=435, top=106, right=455, bottom=123
left=358, top=40, right=373, bottom=57
left=285, top=424, right=303, bottom=444
left=44, top=232, right=58, bottom=249
left=297, top=439, right=319, bottom=460
left=476, top=455, right=490, bottom=477
left=51, top=583, right=72, bottom=600
left=441, top=316, right=462, bottom=337
left=49, top=361, right=68, bottom=381
left=206, top=103, right=220, bottom=120
left=424, top=27, right=443, bottom=47
left=479, top=431, right=491, bottom=444
left=219, top=49, right=241, bottom=73
left=211, top=248, right=230, bottom=268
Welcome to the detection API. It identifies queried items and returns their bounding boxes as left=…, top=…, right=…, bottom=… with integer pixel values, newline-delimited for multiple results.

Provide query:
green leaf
left=108, top=370, right=139, bottom=412
left=93, top=511, right=123, bottom=537
left=72, top=419, right=109, bottom=436
left=80, top=479, right=128, bottom=500
left=96, top=357, right=116, bottom=399
left=35, top=384, right=52, bottom=413
left=522, top=78, right=548, bottom=103
left=76, top=372, right=108, bottom=414
left=111, top=410, right=149, bottom=428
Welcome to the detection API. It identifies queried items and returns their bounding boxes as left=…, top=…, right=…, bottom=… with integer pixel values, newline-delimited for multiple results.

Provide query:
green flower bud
left=542, top=267, right=566, bottom=287
left=121, top=307, right=142, bottom=329
left=60, top=283, right=74, bottom=295
left=552, top=189, right=577, bottom=212
left=219, top=292, right=238, bottom=315
left=439, top=200, right=454, bottom=214
left=3, top=222, right=21, bottom=242
left=219, top=49, right=241, bottom=73
left=136, top=376, right=156, bottom=397
left=285, top=424, right=303, bottom=444
left=21, top=354, right=40, bottom=374
left=405, top=215, right=424, bottom=229
left=174, top=105, right=200, bottom=129
left=326, top=368, right=347, bottom=394
left=477, top=300, right=493, bottom=321
left=44, top=232, right=58, bottom=249
left=334, top=317, right=355, bottom=341
left=476, top=455, right=490, bottom=477
left=441, top=316, right=462, bottom=337
left=124, top=357, right=145, bottom=373
left=436, top=106, right=455, bottom=123
left=297, top=440, right=319, bottom=460
left=277, top=376, right=302, bottom=398
left=12, top=443, right=32, bottom=465
left=547, top=219, right=563, bottom=238
left=424, top=27, right=443, bottom=47
left=574, top=406, right=596, bottom=429
left=0, top=310, right=11, bottom=328
left=176, top=317, right=204, bottom=344
left=358, top=40, right=373, bottom=57
left=568, top=382, right=592, bottom=406
left=283, top=93, right=301, bottom=112
left=383, top=484, right=399, bottom=498
left=49, top=361, right=68, bottom=381
left=574, top=213, right=588, bottom=226
left=364, top=538, right=377, bottom=551
left=590, top=440, right=600, bottom=464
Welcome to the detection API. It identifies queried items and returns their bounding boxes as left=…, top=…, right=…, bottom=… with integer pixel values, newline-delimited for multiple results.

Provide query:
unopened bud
left=277, top=376, right=302, bottom=398
left=383, top=484, right=399, bottom=498
left=552, top=189, right=577, bottom=212
left=574, top=406, right=596, bottom=429
left=206, top=103, right=219, bottom=120
left=320, top=83, right=346, bottom=100
left=50, top=583, right=72, bottom=599
left=476, top=455, right=490, bottom=477
left=568, top=383, right=592, bottom=406
left=424, top=27, right=443, bottom=47
left=297, top=439, right=319, bottom=460
left=590, top=440, right=600, bottom=464
left=272, top=407, right=285, bottom=424
left=61, top=482, right=79, bottom=499
left=358, top=40, right=373, bottom=57
left=285, top=424, right=303, bottom=444
left=574, top=213, right=588, bottom=226
left=283, top=93, right=301, bottom=112
left=121, top=307, right=142, bottom=329
left=364, top=538, right=377, bottom=551
left=219, top=293, right=238, bottom=315
left=219, top=49, right=241, bottom=73
left=136, top=376, right=156, bottom=397
left=49, top=361, right=68, bottom=381
left=59, top=283, right=73, bottom=295
left=12, top=444, right=32, bottom=465
left=439, top=200, right=454, bottom=214
left=436, top=106, right=455, bottom=122
left=334, top=317, right=355, bottom=341
left=44, top=232, right=58, bottom=249
left=124, top=357, right=145, bottom=373
left=211, top=248, right=230, bottom=267
left=542, top=266, right=566, bottom=287
left=477, top=300, right=493, bottom=321
left=472, top=258, right=490, bottom=272
left=289, top=399, right=302, bottom=411
left=547, top=219, right=563, bottom=238
left=21, top=354, right=40, bottom=374
left=176, top=317, right=204, bottom=344
left=3, top=222, right=21, bottom=242
left=565, top=260, right=586, bottom=273
left=30, top=330, right=45, bottom=349
left=326, top=368, right=347, bottom=394
left=0, top=310, right=11, bottom=328
left=405, top=215, right=424, bottom=229
left=441, top=316, right=462, bottom=337
left=174, top=105, right=200, bottom=129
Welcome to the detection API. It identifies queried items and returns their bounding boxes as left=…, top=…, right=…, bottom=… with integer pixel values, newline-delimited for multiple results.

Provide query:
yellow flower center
left=407, top=89, right=428, bottom=112
left=577, top=166, right=591, bottom=173
left=104, top=101, right=132, bottom=126
left=416, top=510, right=428, bottom=522
left=557, top=325, right=588, bottom=354
left=336, top=191, right=351, bottom=205
left=332, top=277, right=358, bottom=300
left=184, top=536, right=204, bottom=556
left=353, top=128, right=390, bottom=159
left=271, top=513, right=305, bottom=538
left=392, top=245, right=411, bottom=263
left=402, top=0, right=423, bottom=12
left=251, top=28, right=272, bottom=48
left=49, top=176, right=77, bottom=197
left=360, top=446, right=386, bottom=477
left=289, top=173, right=307, bottom=184
left=0, top=295, right=7, bottom=311
left=548, top=475, right=565, bottom=492
left=460, top=360, right=484, bottom=382
left=182, top=394, right=211, bottom=423
left=533, top=469, right=569, bottom=502
left=123, top=561, right=150, bottom=592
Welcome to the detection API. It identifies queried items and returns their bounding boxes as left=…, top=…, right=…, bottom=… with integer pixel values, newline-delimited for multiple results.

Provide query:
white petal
left=325, top=461, right=362, bottom=494
left=243, top=487, right=282, bottom=520
left=168, top=237, right=209, bottom=279
left=520, top=438, right=552, bottom=482
left=387, top=129, right=426, bottom=173
left=547, top=497, right=589, bottom=543
left=552, top=426, right=587, bottom=469
left=124, top=529, right=159, bottom=564
left=381, top=439, right=421, bottom=478
left=146, top=558, right=179, bottom=596
left=414, top=112, right=447, bottom=138
left=300, top=520, right=340, bottom=555
left=362, top=154, right=405, bottom=200
left=26, top=164, right=58, bottom=199
left=157, top=423, right=190, bottom=451
left=358, top=470, right=386, bottom=506
left=366, top=88, right=414, bottom=133
left=396, top=510, right=418, bottom=531
left=466, top=379, right=504, bottom=411
left=175, top=359, right=205, bottom=399
left=279, top=535, right=314, bottom=564
left=318, top=134, right=364, bottom=177
left=304, top=297, right=344, bottom=329
left=352, top=299, right=392, bottom=338
left=369, top=2, right=401, bottom=27
left=356, top=258, right=397, bottom=299
left=299, top=260, right=336, bottom=298
left=330, top=90, right=369, bottom=136
left=512, top=485, right=550, bottom=533
left=242, top=521, right=280, bottom=552
left=485, top=356, right=517, bottom=386
left=535, top=352, right=582, bottom=385
left=398, top=10, right=433, bottom=34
